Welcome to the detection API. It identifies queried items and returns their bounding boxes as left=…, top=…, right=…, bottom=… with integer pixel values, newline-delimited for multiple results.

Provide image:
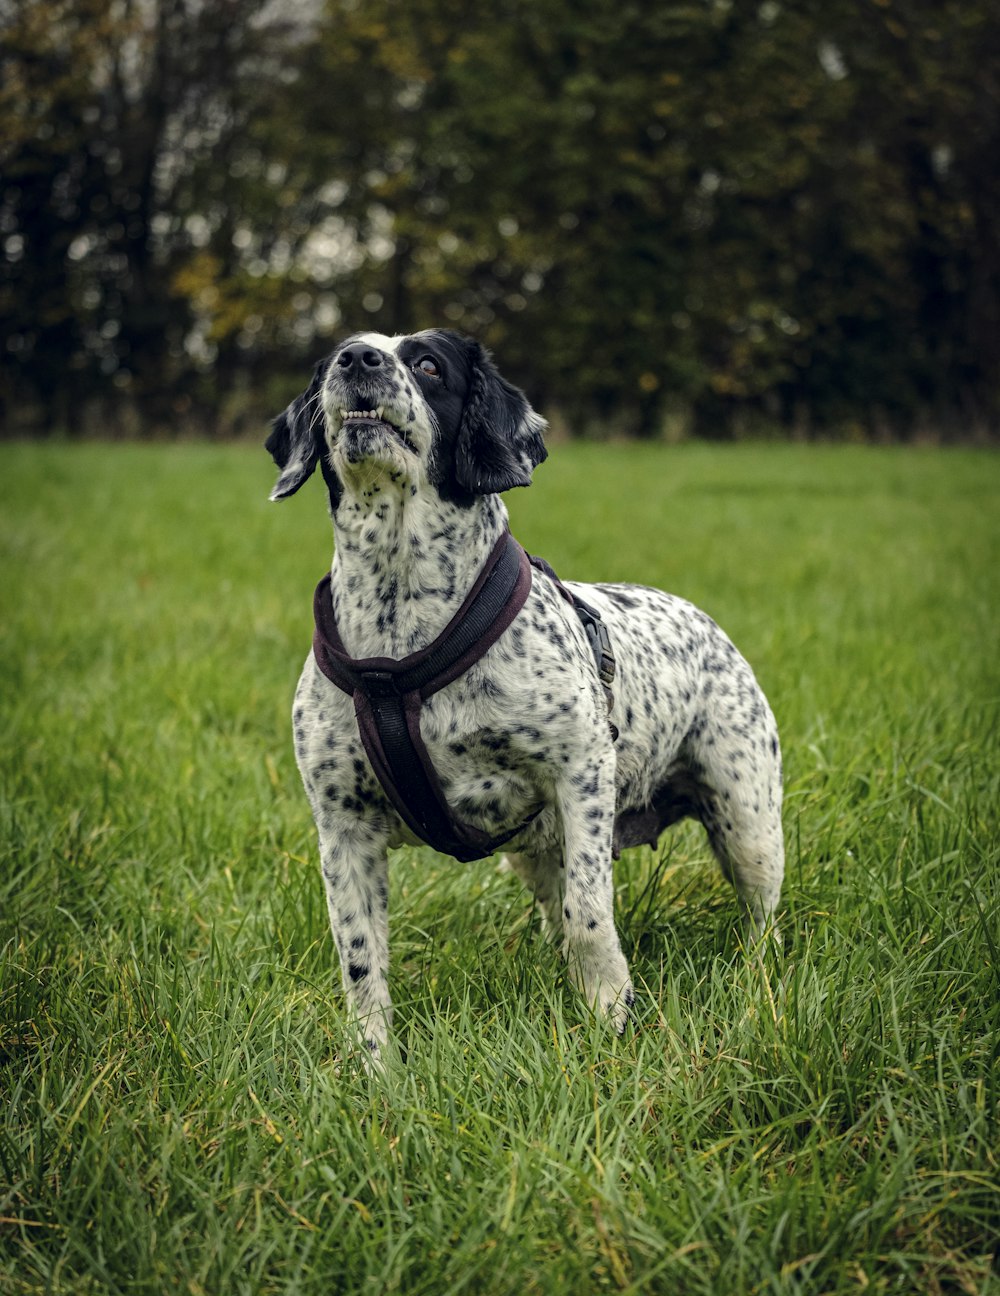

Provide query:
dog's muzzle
left=337, top=410, right=413, bottom=462
left=329, top=345, right=414, bottom=462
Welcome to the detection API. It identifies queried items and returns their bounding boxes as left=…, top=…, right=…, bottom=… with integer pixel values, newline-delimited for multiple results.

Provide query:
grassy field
left=1, top=440, right=998, bottom=1295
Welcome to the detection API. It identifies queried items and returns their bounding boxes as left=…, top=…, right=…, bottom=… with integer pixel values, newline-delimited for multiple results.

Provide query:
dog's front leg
left=316, top=824, right=393, bottom=1066
left=558, top=749, right=634, bottom=1033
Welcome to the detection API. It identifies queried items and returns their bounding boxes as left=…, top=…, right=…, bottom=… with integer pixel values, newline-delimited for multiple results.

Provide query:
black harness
left=311, top=531, right=617, bottom=862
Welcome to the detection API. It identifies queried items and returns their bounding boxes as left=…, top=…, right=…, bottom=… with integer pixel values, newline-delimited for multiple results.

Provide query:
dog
left=266, top=329, right=784, bottom=1064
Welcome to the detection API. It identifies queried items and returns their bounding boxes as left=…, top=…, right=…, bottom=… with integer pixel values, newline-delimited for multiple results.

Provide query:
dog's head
left=266, top=329, right=547, bottom=508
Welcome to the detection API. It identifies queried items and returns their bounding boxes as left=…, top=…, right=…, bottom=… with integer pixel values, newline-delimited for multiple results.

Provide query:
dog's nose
left=336, top=345, right=384, bottom=371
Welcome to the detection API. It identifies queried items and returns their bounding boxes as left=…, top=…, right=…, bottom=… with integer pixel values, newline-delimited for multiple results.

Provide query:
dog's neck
left=329, top=477, right=509, bottom=658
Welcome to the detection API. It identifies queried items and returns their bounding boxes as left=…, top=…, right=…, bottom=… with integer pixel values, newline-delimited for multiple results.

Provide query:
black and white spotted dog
left=266, top=329, right=784, bottom=1063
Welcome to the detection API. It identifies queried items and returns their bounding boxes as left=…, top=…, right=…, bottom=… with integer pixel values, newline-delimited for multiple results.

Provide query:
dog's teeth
left=376, top=407, right=384, bottom=419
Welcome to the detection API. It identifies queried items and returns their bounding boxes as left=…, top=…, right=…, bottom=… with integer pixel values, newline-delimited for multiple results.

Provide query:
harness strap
left=313, top=532, right=537, bottom=861
left=311, top=532, right=617, bottom=862
left=526, top=555, right=618, bottom=739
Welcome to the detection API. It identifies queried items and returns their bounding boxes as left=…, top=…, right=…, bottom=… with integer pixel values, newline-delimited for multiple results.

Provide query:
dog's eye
left=415, top=356, right=440, bottom=378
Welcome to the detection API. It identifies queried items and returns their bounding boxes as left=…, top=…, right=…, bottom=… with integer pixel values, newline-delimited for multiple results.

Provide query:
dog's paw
left=348, top=1016, right=394, bottom=1078
left=571, top=954, right=635, bottom=1033
left=601, top=981, right=636, bottom=1036
left=563, top=936, right=634, bottom=1033
left=742, top=906, right=783, bottom=952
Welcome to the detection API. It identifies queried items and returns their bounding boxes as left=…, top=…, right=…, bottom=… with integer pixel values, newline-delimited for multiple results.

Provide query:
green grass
left=1, top=441, right=998, bottom=1295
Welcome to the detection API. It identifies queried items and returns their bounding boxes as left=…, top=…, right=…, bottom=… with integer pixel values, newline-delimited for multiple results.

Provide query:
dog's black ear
left=266, top=361, right=329, bottom=501
left=453, top=343, right=547, bottom=495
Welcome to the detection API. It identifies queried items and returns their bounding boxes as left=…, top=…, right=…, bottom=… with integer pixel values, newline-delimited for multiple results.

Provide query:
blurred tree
left=1, top=0, right=997, bottom=437
left=1, top=0, right=112, bottom=429
left=274, top=0, right=999, bottom=436
left=0, top=0, right=308, bottom=431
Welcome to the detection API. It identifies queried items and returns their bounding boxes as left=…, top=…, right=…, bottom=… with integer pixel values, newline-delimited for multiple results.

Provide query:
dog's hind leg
left=690, top=720, right=785, bottom=941
left=706, top=804, right=784, bottom=941
left=556, top=749, right=634, bottom=1032
left=502, top=850, right=565, bottom=943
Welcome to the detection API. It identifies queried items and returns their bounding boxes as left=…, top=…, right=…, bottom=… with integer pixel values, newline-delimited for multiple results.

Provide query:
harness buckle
left=359, top=669, right=402, bottom=699
left=575, top=602, right=618, bottom=741
left=590, top=620, right=617, bottom=689
left=579, top=610, right=617, bottom=688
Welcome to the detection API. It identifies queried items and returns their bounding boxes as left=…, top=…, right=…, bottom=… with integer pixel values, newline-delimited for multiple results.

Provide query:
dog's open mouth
left=339, top=408, right=414, bottom=451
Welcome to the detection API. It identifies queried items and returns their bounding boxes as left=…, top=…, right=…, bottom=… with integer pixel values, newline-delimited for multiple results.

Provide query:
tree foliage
left=2, top=0, right=997, bottom=437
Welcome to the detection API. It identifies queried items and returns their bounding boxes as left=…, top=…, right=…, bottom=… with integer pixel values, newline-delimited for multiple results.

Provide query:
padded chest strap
left=312, top=531, right=537, bottom=862
left=311, top=532, right=618, bottom=862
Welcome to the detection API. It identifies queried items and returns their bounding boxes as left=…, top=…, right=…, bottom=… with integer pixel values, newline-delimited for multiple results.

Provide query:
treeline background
left=2, top=0, right=998, bottom=441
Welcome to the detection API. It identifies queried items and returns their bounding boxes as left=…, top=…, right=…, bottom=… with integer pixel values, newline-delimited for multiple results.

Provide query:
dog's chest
left=331, top=499, right=513, bottom=656
left=299, top=565, right=605, bottom=844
